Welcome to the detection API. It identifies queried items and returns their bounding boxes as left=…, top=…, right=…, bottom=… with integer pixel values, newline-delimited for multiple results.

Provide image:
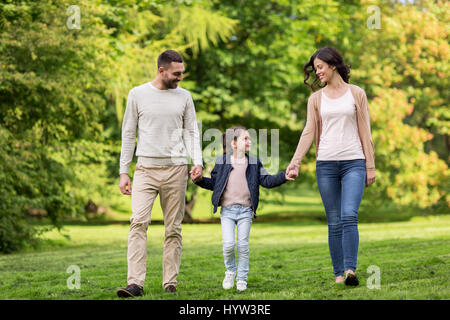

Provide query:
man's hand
left=190, top=165, right=203, bottom=182
left=366, top=170, right=376, bottom=187
left=285, top=162, right=299, bottom=181
left=119, top=173, right=132, bottom=195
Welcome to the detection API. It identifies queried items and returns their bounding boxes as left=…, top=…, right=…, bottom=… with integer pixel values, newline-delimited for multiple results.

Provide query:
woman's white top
left=317, top=88, right=366, bottom=161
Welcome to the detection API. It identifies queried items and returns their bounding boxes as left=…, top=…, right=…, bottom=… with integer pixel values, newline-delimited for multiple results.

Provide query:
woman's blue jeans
left=316, top=159, right=366, bottom=277
left=220, top=205, right=253, bottom=281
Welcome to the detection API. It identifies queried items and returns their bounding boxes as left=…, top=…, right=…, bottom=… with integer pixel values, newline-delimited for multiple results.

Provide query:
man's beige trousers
left=127, top=164, right=188, bottom=289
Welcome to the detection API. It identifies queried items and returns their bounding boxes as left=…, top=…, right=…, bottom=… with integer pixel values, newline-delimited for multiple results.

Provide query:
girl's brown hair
left=222, top=126, right=247, bottom=154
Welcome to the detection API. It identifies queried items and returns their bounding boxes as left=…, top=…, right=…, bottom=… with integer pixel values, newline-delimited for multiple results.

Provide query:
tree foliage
left=0, top=0, right=448, bottom=252
left=345, top=0, right=449, bottom=209
left=0, top=0, right=238, bottom=251
left=0, top=0, right=111, bottom=252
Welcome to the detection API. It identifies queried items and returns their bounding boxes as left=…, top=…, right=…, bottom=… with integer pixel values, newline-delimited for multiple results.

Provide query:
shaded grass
left=0, top=215, right=449, bottom=300
left=64, top=183, right=446, bottom=225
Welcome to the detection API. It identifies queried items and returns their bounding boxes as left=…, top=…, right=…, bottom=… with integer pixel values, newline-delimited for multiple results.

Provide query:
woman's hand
left=366, top=170, right=376, bottom=187
left=286, top=163, right=299, bottom=181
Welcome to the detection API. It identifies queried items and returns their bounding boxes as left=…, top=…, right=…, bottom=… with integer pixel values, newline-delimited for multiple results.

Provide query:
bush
left=0, top=127, right=86, bottom=252
left=0, top=0, right=110, bottom=252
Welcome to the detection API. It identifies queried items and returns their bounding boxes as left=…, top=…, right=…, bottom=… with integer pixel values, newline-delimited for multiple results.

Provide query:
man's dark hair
left=157, top=50, right=183, bottom=68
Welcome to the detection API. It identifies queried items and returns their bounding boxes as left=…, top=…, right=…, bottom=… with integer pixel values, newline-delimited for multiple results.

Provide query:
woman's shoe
left=344, top=273, right=359, bottom=286
left=335, top=276, right=345, bottom=283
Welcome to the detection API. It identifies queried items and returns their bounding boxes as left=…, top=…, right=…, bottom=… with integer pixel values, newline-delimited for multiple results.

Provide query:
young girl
left=191, top=127, right=289, bottom=291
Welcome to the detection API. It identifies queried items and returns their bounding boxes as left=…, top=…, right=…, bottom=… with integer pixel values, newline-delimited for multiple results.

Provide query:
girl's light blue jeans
left=316, top=159, right=366, bottom=277
left=220, top=205, right=253, bottom=281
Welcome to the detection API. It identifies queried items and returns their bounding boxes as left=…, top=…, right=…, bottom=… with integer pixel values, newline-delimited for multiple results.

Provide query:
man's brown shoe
left=117, top=284, right=144, bottom=298
left=165, top=285, right=176, bottom=293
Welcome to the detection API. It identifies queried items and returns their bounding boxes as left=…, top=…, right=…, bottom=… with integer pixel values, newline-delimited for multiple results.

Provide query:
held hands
left=285, top=163, right=375, bottom=186
left=285, top=162, right=299, bottom=181
left=119, top=166, right=205, bottom=195
left=190, top=165, right=203, bottom=183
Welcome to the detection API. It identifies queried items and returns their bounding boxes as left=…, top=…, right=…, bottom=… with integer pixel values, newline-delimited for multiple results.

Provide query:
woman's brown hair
left=303, top=46, right=351, bottom=91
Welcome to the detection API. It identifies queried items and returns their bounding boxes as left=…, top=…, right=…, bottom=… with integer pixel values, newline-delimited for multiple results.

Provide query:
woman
left=286, top=47, right=376, bottom=286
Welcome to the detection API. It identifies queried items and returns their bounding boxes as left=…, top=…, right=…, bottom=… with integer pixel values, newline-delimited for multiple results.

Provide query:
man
left=117, top=50, right=203, bottom=298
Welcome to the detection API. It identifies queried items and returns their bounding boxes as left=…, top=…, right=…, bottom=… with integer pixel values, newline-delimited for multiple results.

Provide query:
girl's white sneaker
left=222, top=271, right=236, bottom=290
left=236, top=280, right=247, bottom=291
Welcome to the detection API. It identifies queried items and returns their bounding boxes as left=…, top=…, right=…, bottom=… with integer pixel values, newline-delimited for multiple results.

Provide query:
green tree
left=344, top=0, right=449, bottom=209
left=0, top=0, right=111, bottom=252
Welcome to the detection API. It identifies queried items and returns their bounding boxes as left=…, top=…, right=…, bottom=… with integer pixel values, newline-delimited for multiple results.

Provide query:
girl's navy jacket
left=194, top=154, right=287, bottom=217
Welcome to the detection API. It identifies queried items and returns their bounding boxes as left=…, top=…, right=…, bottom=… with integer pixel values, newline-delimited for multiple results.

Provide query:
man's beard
left=162, top=79, right=178, bottom=89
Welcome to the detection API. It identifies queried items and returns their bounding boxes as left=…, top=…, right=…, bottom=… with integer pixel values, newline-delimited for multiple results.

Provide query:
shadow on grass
left=31, top=212, right=441, bottom=228
left=29, top=197, right=448, bottom=228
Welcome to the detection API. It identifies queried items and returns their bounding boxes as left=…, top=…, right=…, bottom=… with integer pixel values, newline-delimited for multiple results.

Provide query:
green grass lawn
left=102, top=182, right=433, bottom=224
left=105, top=182, right=325, bottom=220
left=0, top=215, right=449, bottom=300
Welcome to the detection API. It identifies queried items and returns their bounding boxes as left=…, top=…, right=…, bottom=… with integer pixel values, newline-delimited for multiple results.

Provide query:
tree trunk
left=184, top=194, right=196, bottom=223
left=446, top=134, right=450, bottom=155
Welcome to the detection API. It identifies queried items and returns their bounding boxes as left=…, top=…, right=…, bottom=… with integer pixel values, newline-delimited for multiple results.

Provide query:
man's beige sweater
left=120, top=82, right=203, bottom=174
